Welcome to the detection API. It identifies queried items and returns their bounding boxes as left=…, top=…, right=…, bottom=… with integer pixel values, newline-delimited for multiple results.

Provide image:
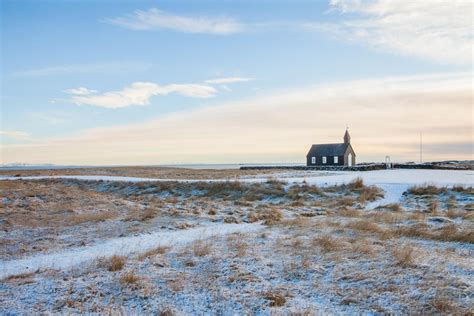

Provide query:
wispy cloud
left=12, top=61, right=152, bottom=77
left=0, top=130, right=31, bottom=141
left=205, top=77, right=254, bottom=84
left=306, top=0, right=473, bottom=65
left=63, top=77, right=254, bottom=109
left=5, top=72, right=472, bottom=164
left=103, top=8, right=244, bottom=34
left=63, top=87, right=97, bottom=96
left=64, top=82, right=218, bottom=109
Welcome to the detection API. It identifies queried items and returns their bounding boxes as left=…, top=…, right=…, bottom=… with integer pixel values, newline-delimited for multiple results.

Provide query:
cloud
left=103, top=8, right=244, bottom=34
left=63, top=87, right=97, bottom=96
left=11, top=62, right=152, bottom=77
left=307, top=0, right=473, bottom=65
left=67, top=82, right=217, bottom=109
left=4, top=72, right=472, bottom=165
left=205, top=77, right=254, bottom=84
left=0, top=130, right=31, bottom=141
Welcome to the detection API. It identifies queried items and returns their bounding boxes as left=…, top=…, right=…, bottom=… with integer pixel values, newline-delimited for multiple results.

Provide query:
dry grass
left=408, top=185, right=447, bottom=195
left=106, top=255, right=126, bottom=272
left=262, top=290, right=287, bottom=307
left=120, top=271, right=140, bottom=285
left=377, top=203, right=402, bottom=212
left=392, top=245, right=415, bottom=267
left=394, top=224, right=474, bottom=244
left=0, top=165, right=286, bottom=180
left=248, top=206, right=283, bottom=225
left=192, top=239, right=212, bottom=257
left=338, top=208, right=362, bottom=217
left=167, top=273, right=186, bottom=292
left=430, top=294, right=459, bottom=313
left=357, top=186, right=384, bottom=203
left=70, top=211, right=116, bottom=225
left=138, top=246, right=171, bottom=260
left=427, top=199, right=439, bottom=213
left=348, top=177, right=364, bottom=189
left=1, top=272, right=35, bottom=283
left=227, top=234, right=248, bottom=257
left=351, top=239, right=374, bottom=255
left=312, top=235, right=344, bottom=253
left=451, top=185, right=473, bottom=194
left=346, top=220, right=383, bottom=234
left=125, top=207, right=160, bottom=222
left=446, top=209, right=465, bottom=219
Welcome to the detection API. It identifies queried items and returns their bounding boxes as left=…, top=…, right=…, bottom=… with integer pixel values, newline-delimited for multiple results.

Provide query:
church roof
left=306, top=143, right=350, bottom=157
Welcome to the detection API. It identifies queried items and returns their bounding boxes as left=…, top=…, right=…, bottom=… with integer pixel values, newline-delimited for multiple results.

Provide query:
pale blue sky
left=1, top=0, right=472, bottom=164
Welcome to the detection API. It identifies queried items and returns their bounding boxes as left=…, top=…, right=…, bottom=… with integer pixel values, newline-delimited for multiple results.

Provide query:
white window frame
left=322, top=156, right=327, bottom=164
left=334, top=156, right=339, bottom=164
left=311, top=157, right=316, bottom=164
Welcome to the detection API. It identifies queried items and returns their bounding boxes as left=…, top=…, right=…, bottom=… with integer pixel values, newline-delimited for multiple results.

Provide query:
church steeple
left=344, top=128, right=351, bottom=144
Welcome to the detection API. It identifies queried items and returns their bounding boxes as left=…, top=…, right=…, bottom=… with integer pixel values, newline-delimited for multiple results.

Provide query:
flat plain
left=0, top=167, right=473, bottom=314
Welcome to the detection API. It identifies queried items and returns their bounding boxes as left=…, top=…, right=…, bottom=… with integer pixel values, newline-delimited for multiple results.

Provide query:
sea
left=0, top=163, right=305, bottom=171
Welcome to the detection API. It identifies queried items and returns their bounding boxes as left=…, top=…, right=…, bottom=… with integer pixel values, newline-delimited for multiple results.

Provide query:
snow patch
left=0, top=223, right=263, bottom=279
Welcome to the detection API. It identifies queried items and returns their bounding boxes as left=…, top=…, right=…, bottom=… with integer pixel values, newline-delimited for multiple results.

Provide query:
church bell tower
left=344, top=129, right=351, bottom=144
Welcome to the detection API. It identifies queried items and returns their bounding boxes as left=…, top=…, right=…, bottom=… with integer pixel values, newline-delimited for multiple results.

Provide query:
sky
left=1, top=0, right=472, bottom=165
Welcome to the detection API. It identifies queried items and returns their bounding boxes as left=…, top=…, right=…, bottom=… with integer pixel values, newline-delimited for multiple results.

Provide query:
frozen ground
left=0, top=223, right=262, bottom=280
left=1, top=169, right=473, bottom=314
left=3, top=169, right=472, bottom=208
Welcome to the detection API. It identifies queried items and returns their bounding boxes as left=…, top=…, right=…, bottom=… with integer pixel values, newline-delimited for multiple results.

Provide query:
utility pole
left=420, top=131, right=423, bottom=163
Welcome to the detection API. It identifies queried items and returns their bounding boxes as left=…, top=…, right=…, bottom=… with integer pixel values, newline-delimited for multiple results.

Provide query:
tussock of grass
left=392, top=245, right=415, bottom=267
left=120, top=271, right=139, bottom=285
left=248, top=206, right=283, bottom=225
left=338, top=207, right=362, bottom=217
left=430, top=294, right=459, bottom=313
left=408, top=185, right=447, bottom=195
left=192, top=239, right=212, bottom=257
left=451, top=185, right=473, bottom=194
left=262, top=290, right=287, bottom=307
left=377, top=203, right=402, bottom=212
left=104, top=255, right=126, bottom=272
left=125, top=207, right=159, bottom=222
left=227, top=234, right=248, bottom=257
left=1, top=272, right=35, bottom=283
left=346, top=220, right=383, bottom=233
left=446, top=209, right=465, bottom=219
left=138, top=246, right=170, bottom=260
left=348, top=177, right=364, bottom=189
left=312, top=235, right=343, bottom=253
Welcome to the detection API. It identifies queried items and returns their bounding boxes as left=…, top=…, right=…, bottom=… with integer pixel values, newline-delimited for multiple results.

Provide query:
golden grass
left=227, top=234, right=248, bottom=257
left=120, top=271, right=140, bottom=285
left=312, top=235, right=344, bottom=253
left=70, top=211, right=116, bottom=225
left=125, top=207, right=160, bottom=222
left=192, top=239, right=212, bottom=257
left=408, top=185, right=447, bottom=195
left=346, top=220, right=383, bottom=233
left=377, top=203, right=402, bottom=212
left=392, top=245, right=415, bottom=267
left=262, top=290, right=287, bottom=307
left=138, top=246, right=171, bottom=260
left=1, top=272, right=35, bottom=283
left=446, top=209, right=465, bottom=219
left=106, top=255, right=126, bottom=272
left=248, top=207, right=283, bottom=225
left=338, top=208, right=362, bottom=217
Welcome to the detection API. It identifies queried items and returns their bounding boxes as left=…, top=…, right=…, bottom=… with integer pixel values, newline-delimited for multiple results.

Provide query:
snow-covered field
left=1, top=169, right=473, bottom=314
